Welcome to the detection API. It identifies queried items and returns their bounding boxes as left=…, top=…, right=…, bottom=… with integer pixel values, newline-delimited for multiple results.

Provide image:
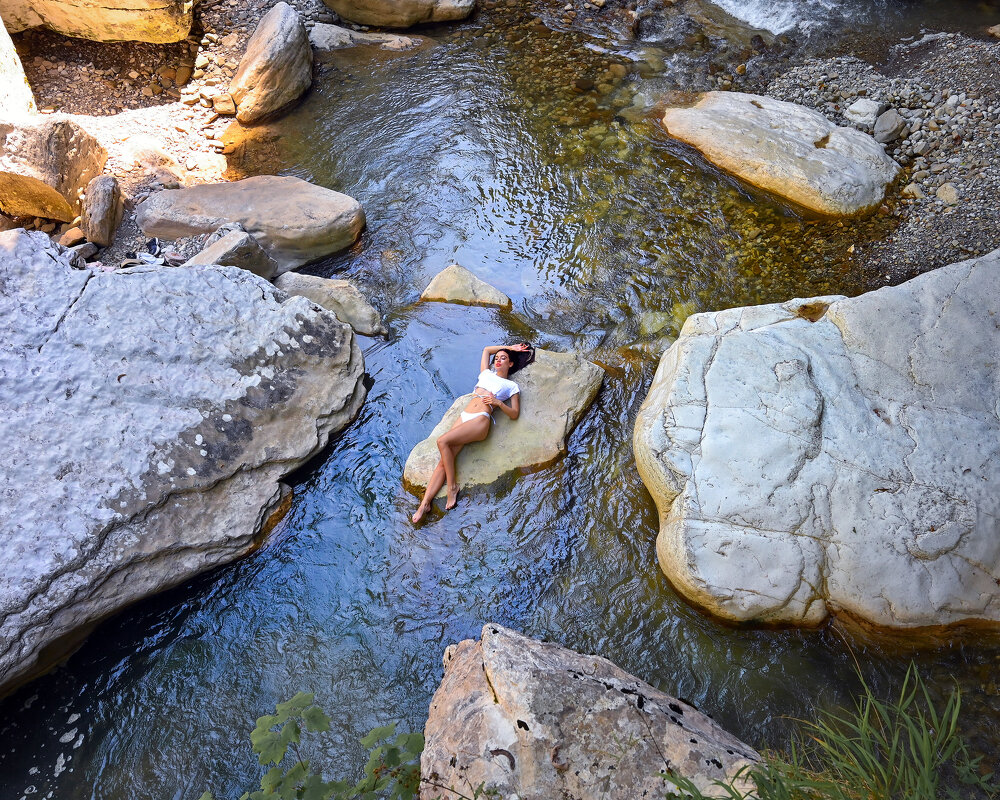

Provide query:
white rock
left=844, top=97, right=885, bottom=127
left=0, top=23, right=36, bottom=116
left=634, top=249, right=1000, bottom=629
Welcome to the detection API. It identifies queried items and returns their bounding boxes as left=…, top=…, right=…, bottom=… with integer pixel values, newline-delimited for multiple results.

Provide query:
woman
left=411, top=342, right=534, bottom=523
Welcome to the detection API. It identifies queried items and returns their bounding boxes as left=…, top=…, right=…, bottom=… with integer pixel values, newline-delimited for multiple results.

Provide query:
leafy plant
left=662, top=664, right=998, bottom=800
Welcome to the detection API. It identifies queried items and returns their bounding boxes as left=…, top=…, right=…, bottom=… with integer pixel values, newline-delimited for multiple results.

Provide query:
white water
left=708, top=0, right=846, bottom=34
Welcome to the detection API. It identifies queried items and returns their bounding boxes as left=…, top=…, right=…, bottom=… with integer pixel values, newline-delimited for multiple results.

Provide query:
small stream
left=3, top=1, right=1000, bottom=798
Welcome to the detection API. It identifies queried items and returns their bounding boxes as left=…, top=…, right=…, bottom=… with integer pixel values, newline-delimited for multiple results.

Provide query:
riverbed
left=2, top=1, right=1000, bottom=798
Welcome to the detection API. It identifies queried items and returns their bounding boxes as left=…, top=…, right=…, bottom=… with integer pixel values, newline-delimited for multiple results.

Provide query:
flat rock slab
left=275, top=272, right=385, bottom=336
left=633, top=249, right=1000, bottom=629
left=135, top=175, right=365, bottom=274
left=322, top=0, right=474, bottom=28
left=0, top=229, right=366, bottom=694
left=422, top=624, right=758, bottom=800
left=229, top=2, right=312, bottom=125
left=0, top=0, right=193, bottom=42
left=309, top=22, right=425, bottom=51
left=420, top=263, right=512, bottom=309
left=403, top=350, right=603, bottom=495
left=661, top=91, right=899, bottom=216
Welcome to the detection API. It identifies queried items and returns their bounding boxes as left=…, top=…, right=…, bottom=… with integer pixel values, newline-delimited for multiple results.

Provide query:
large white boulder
left=135, top=176, right=365, bottom=274
left=422, top=624, right=758, bottom=800
left=0, top=229, right=366, bottom=694
left=229, top=2, right=312, bottom=125
left=633, top=249, right=1000, bottom=629
left=661, top=92, right=899, bottom=216
left=321, top=0, right=474, bottom=28
left=0, top=0, right=193, bottom=42
left=1, top=23, right=35, bottom=117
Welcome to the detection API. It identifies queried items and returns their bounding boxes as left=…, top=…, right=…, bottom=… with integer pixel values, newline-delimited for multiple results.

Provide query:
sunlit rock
left=183, top=227, right=277, bottom=279
left=82, top=175, right=123, bottom=247
left=660, top=92, right=899, bottom=216
left=420, top=263, right=512, bottom=309
left=0, top=229, right=366, bottom=694
left=0, top=0, right=194, bottom=43
left=229, top=2, right=312, bottom=125
left=309, top=22, right=425, bottom=51
left=0, top=116, right=107, bottom=222
left=634, top=248, right=1000, bottom=629
left=422, top=624, right=758, bottom=800
left=321, top=0, right=474, bottom=28
left=275, top=272, right=386, bottom=337
left=135, top=175, right=365, bottom=274
left=1, top=23, right=35, bottom=116
left=403, top=349, right=603, bottom=495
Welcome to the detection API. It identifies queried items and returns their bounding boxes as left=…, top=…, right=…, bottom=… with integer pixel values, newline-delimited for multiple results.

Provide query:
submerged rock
left=0, top=116, right=107, bottom=222
left=403, top=349, right=603, bottom=495
left=633, top=249, right=1000, bottom=629
left=322, top=0, right=475, bottom=28
left=135, top=176, right=365, bottom=274
left=309, top=22, right=424, bottom=51
left=275, top=272, right=386, bottom=337
left=420, top=263, right=512, bottom=309
left=422, top=624, right=758, bottom=800
left=661, top=92, right=899, bottom=216
left=229, top=3, right=312, bottom=125
left=0, top=0, right=193, bottom=42
left=0, top=229, right=366, bottom=694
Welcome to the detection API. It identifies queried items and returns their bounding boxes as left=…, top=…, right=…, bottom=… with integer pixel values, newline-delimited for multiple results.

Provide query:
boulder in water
left=321, top=0, right=475, bottom=28
left=275, top=272, right=386, bottom=337
left=420, top=263, right=512, bottom=310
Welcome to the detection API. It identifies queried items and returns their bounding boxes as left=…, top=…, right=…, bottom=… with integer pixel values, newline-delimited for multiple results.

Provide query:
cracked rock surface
left=0, top=229, right=366, bottom=694
left=634, top=248, right=1000, bottom=629
left=421, top=624, right=758, bottom=800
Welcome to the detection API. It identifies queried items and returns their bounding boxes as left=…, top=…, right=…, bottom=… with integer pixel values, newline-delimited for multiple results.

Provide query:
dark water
left=3, top=1, right=1000, bottom=798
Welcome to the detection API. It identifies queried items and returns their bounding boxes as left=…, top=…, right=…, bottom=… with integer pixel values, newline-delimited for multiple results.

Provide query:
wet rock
left=274, top=272, right=385, bottom=336
left=0, top=0, right=193, bottom=43
left=403, top=349, right=603, bottom=495
left=229, top=2, right=312, bottom=125
left=422, top=624, right=758, bottom=800
left=0, top=116, right=107, bottom=222
left=0, top=229, right=366, bottom=694
left=0, top=23, right=35, bottom=116
left=82, top=175, right=123, bottom=247
left=873, top=108, right=906, bottom=144
left=661, top=92, right=899, bottom=216
left=633, top=249, right=1000, bottom=628
left=183, top=229, right=278, bottom=279
left=135, top=175, right=365, bottom=274
left=420, top=263, right=512, bottom=309
left=321, top=0, right=475, bottom=28
left=308, top=22, right=424, bottom=51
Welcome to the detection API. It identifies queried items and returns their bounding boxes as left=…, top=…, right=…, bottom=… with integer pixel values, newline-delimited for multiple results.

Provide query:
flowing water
left=4, top=1, right=1000, bottom=798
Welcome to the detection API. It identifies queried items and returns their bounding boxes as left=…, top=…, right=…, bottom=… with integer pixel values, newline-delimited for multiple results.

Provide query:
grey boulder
left=633, top=249, right=1000, bottom=629
left=873, top=109, right=906, bottom=144
left=0, top=229, right=366, bottom=694
left=184, top=227, right=278, bottom=279
left=422, top=624, right=758, bottom=800
left=81, top=175, right=123, bottom=247
left=322, top=0, right=474, bottom=28
left=274, top=272, right=385, bottom=336
left=135, top=175, right=365, bottom=274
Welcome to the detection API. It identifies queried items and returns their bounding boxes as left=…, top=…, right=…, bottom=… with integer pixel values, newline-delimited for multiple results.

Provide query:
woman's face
left=494, top=351, right=512, bottom=373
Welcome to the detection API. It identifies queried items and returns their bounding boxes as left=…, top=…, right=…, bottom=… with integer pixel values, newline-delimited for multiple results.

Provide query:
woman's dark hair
left=495, top=343, right=535, bottom=376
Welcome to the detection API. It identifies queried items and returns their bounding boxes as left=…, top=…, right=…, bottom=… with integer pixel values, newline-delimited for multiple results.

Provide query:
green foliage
left=663, top=664, right=998, bottom=800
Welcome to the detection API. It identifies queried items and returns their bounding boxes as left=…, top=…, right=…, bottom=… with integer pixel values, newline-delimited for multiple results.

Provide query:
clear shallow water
left=3, top=2, right=1000, bottom=798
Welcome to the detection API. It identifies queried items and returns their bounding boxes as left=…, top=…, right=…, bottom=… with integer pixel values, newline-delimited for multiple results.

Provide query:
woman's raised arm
left=481, top=345, right=503, bottom=372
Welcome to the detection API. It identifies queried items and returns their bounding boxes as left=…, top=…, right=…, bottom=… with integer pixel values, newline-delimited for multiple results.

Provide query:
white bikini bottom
left=460, top=410, right=492, bottom=424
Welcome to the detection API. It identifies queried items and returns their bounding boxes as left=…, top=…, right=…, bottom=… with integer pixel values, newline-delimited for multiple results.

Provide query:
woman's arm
left=493, top=394, right=520, bottom=421
left=480, top=345, right=505, bottom=372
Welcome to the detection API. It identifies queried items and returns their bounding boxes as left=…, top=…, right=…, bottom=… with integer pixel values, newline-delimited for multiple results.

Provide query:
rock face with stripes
left=0, top=229, right=366, bottom=694
left=634, top=248, right=1000, bottom=629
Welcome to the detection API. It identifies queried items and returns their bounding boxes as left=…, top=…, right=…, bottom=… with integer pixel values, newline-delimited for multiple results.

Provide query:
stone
left=57, top=226, right=86, bottom=247
left=321, top=0, right=475, bottom=28
left=660, top=92, right=899, bottom=217
left=419, top=263, right=512, bottom=309
left=403, top=350, right=603, bottom=495
left=212, top=92, right=237, bottom=115
left=274, top=272, right=385, bottom=336
left=308, top=22, right=424, bottom=51
left=936, top=182, right=958, bottom=204
left=1, top=22, right=36, bottom=116
left=988, top=23, right=1000, bottom=38
left=81, top=175, right=122, bottom=247
left=422, top=624, right=758, bottom=800
left=0, top=229, right=366, bottom=694
left=633, top=249, right=1000, bottom=629
left=0, top=116, right=107, bottom=222
left=183, top=229, right=278, bottom=279
left=901, top=182, right=925, bottom=199
left=844, top=98, right=885, bottom=127
left=873, top=108, right=906, bottom=144
left=229, top=3, right=312, bottom=125
left=135, top=175, right=365, bottom=274
left=0, top=0, right=193, bottom=43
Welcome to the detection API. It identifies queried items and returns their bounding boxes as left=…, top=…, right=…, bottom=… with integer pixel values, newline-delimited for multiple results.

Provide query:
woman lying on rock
left=412, top=342, right=534, bottom=524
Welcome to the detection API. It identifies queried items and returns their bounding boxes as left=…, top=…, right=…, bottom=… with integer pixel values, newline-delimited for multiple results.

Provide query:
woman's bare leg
left=412, top=462, right=446, bottom=523
left=437, top=417, right=490, bottom=510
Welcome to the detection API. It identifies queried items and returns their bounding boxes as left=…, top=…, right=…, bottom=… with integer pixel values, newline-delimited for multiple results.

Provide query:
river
left=2, top=1, right=999, bottom=798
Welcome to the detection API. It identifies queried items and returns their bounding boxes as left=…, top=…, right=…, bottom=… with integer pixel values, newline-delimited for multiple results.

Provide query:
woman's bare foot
left=412, top=502, right=431, bottom=524
left=445, top=486, right=459, bottom=511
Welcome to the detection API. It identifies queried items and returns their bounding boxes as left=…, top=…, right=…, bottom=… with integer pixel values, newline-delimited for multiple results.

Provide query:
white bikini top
left=474, top=370, right=519, bottom=402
